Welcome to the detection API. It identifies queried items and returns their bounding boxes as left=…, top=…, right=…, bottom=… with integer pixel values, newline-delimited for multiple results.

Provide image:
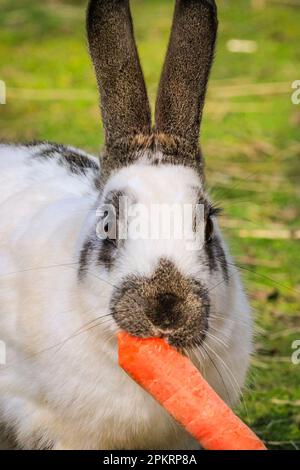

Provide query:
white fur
left=0, top=144, right=252, bottom=449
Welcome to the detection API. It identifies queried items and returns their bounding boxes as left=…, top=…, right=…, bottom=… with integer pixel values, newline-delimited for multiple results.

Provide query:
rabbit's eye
left=101, top=211, right=117, bottom=247
left=205, top=217, right=214, bottom=243
left=104, top=222, right=117, bottom=247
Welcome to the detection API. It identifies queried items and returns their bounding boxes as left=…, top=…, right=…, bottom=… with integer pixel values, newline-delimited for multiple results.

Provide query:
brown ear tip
left=201, top=0, right=218, bottom=25
left=203, top=0, right=217, bottom=10
left=86, top=0, right=107, bottom=25
left=87, top=0, right=122, bottom=32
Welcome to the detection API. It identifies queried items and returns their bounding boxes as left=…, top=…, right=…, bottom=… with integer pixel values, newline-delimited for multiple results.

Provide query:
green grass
left=0, top=0, right=299, bottom=449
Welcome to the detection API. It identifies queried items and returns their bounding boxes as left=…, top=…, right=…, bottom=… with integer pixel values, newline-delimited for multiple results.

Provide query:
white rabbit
left=0, top=0, right=252, bottom=450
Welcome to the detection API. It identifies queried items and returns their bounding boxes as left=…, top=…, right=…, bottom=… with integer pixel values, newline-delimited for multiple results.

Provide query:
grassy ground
left=0, top=0, right=299, bottom=450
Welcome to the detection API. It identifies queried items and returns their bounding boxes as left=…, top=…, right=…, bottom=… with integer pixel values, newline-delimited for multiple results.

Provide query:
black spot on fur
left=33, top=143, right=99, bottom=177
left=79, top=190, right=127, bottom=276
left=96, top=190, right=126, bottom=270
left=58, top=149, right=99, bottom=175
left=79, top=239, right=94, bottom=278
left=97, top=239, right=117, bottom=271
left=22, top=140, right=49, bottom=148
left=205, top=236, right=229, bottom=282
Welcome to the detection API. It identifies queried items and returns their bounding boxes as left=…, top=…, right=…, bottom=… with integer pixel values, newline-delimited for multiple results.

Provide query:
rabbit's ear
left=87, top=0, right=151, bottom=162
left=155, top=0, right=218, bottom=153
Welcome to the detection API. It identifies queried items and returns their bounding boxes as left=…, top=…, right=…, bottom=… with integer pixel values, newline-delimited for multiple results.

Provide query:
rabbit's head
left=82, top=1, right=237, bottom=351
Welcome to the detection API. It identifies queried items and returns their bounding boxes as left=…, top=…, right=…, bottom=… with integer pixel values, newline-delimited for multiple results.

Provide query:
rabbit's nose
left=158, top=293, right=178, bottom=311
left=146, top=293, right=181, bottom=331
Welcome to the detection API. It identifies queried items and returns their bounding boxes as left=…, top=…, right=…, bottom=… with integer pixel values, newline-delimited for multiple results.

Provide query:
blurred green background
left=0, top=0, right=299, bottom=449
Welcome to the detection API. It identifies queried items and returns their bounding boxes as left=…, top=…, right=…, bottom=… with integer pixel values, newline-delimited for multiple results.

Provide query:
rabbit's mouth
left=151, top=329, right=208, bottom=353
left=110, top=257, right=210, bottom=350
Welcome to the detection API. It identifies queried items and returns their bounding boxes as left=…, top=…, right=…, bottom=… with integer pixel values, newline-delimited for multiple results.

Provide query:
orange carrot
left=118, top=332, right=266, bottom=451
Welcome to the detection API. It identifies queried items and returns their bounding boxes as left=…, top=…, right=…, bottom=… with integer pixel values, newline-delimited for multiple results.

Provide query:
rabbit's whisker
left=201, top=343, right=232, bottom=405
left=202, top=341, right=250, bottom=419
left=0, top=309, right=114, bottom=372
left=208, top=312, right=251, bottom=328
left=205, top=331, right=229, bottom=349
left=213, top=254, right=299, bottom=296
left=0, top=261, right=80, bottom=279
